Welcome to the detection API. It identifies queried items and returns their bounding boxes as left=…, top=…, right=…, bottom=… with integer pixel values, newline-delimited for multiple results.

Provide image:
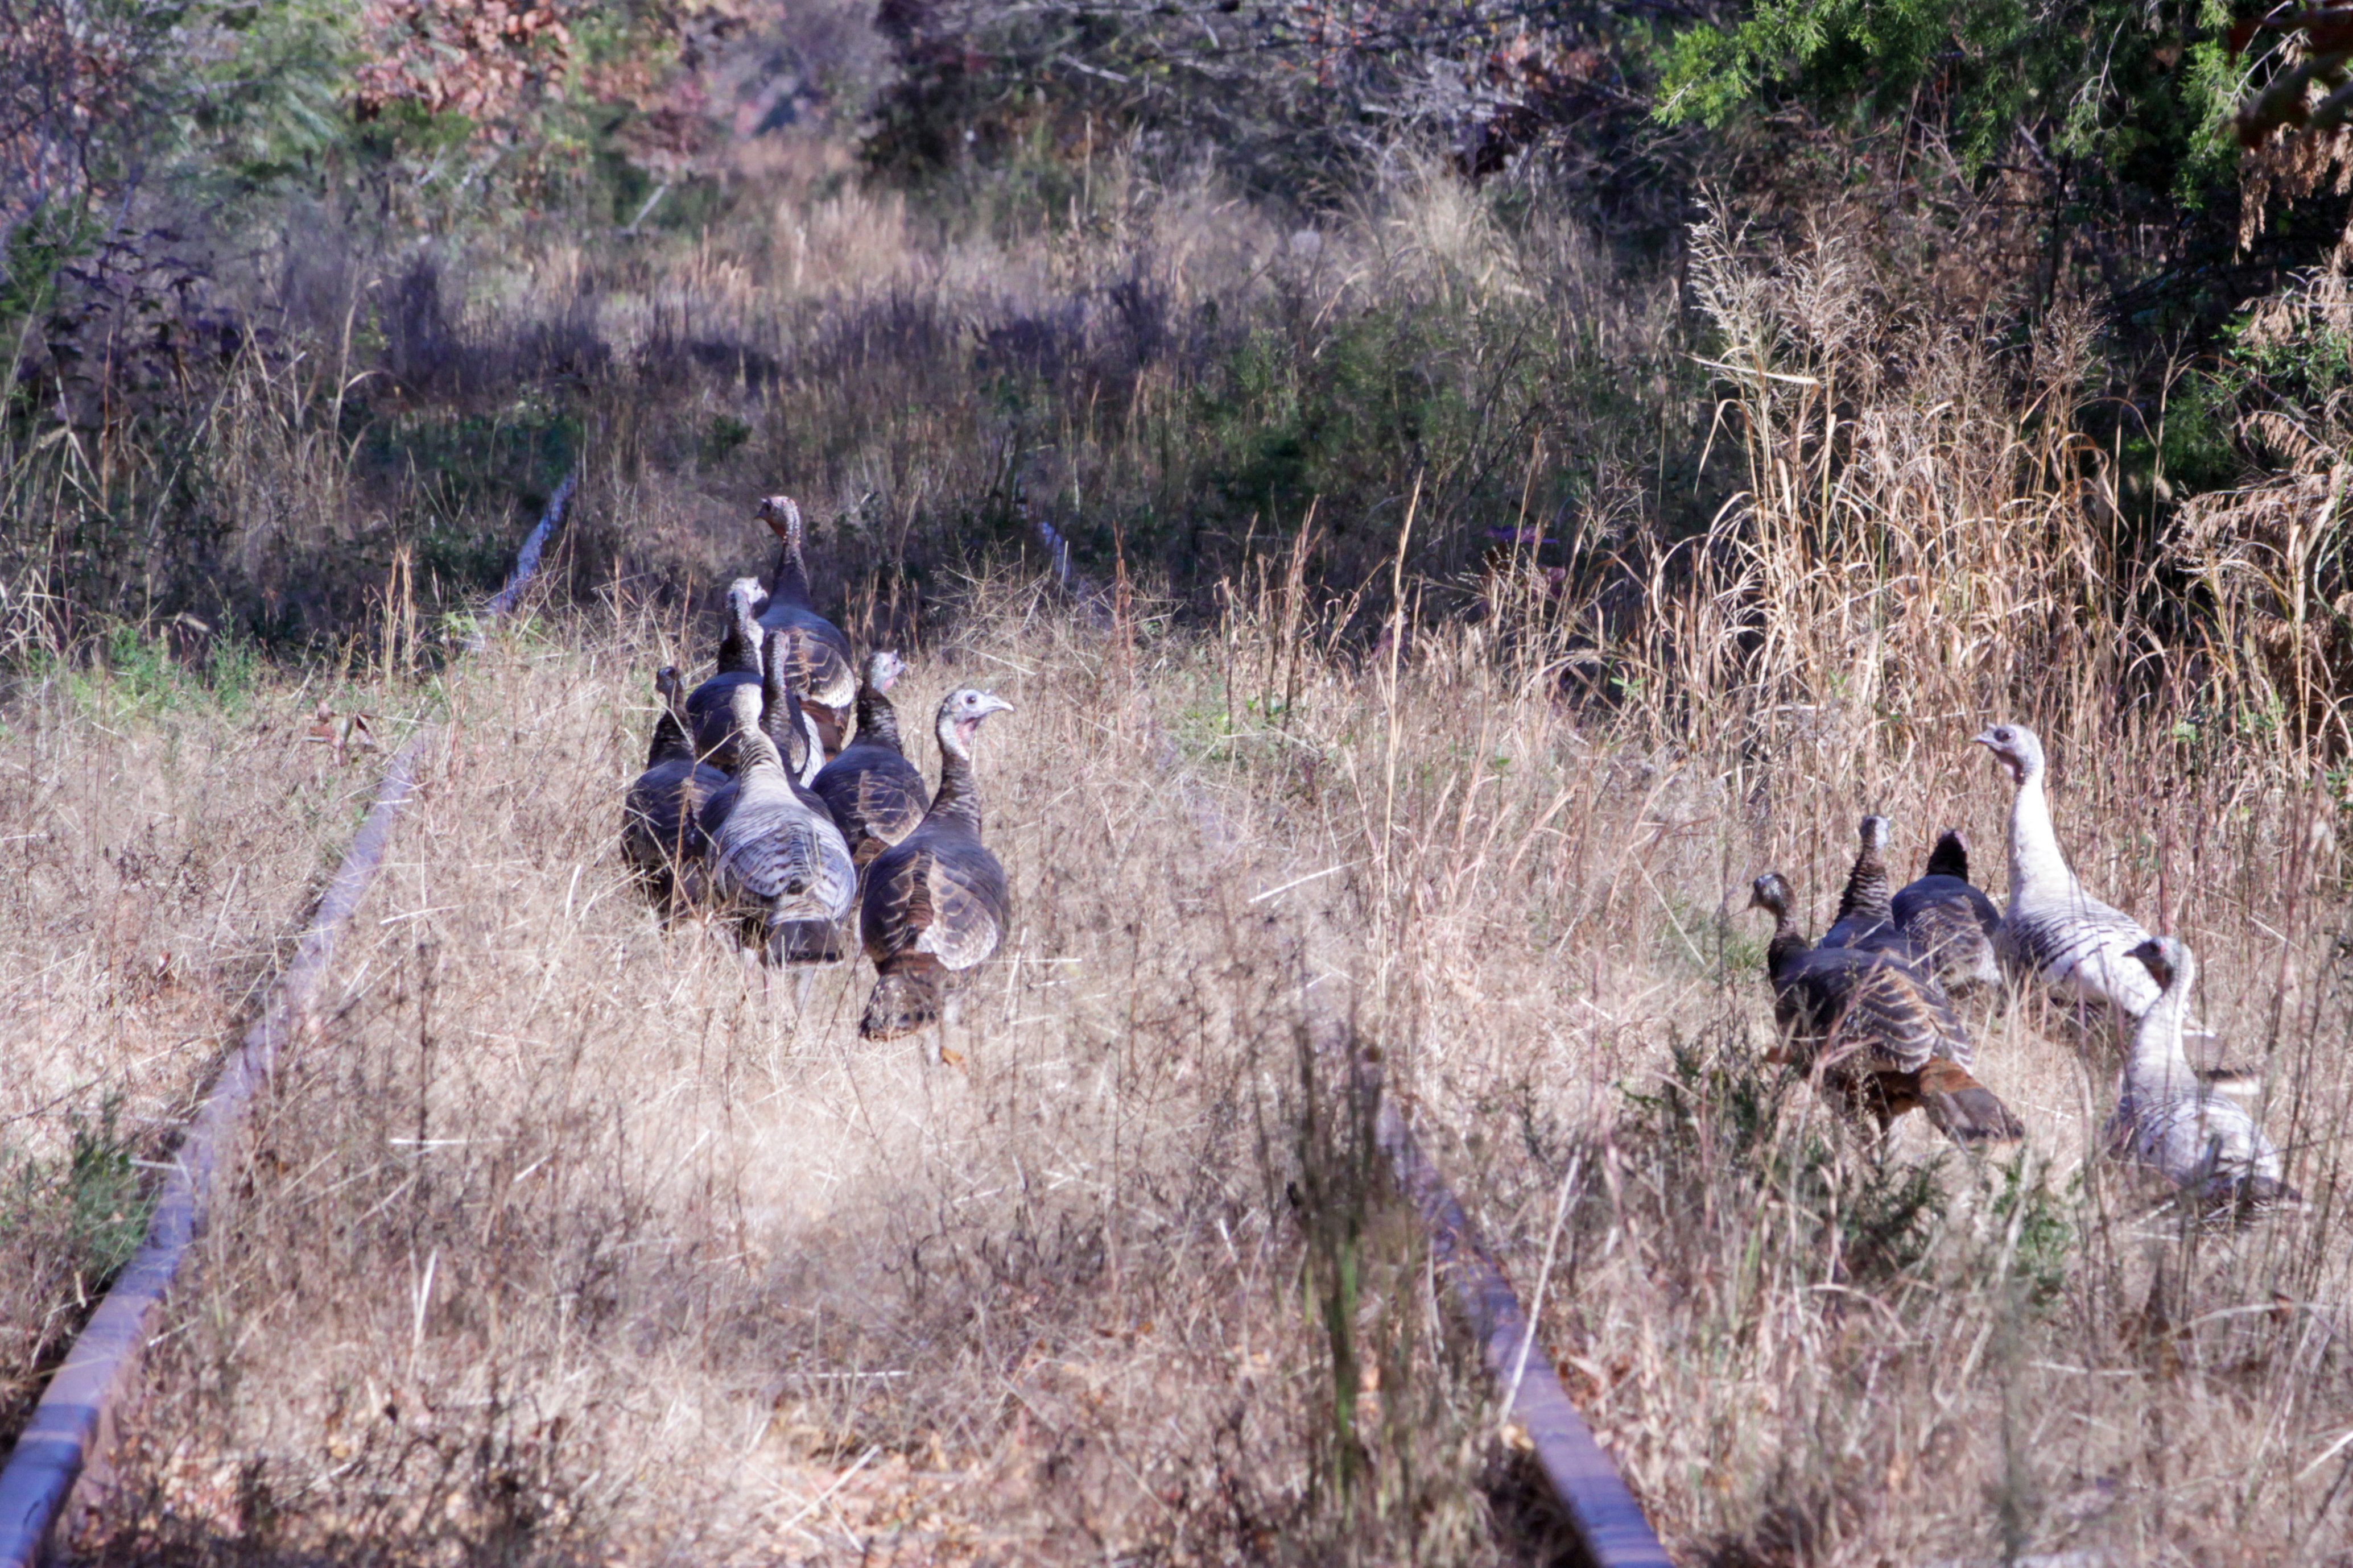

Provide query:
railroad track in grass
left=1039, top=514, right=1672, bottom=1568
left=1353, top=1029, right=1669, bottom=1567
left=0, top=475, right=577, bottom=1568
left=0, top=486, right=1667, bottom=1568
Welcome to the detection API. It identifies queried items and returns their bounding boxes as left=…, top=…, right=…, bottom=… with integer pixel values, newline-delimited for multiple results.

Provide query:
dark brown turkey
left=812, top=651, right=930, bottom=870
left=754, top=495, right=857, bottom=757
left=1819, top=814, right=1918, bottom=956
left=621, top=665, right=726, bottom=916
left=1749, top=872, right=2022, bottom=1145
left=686, top=576, right=770, bottom=771
left=1890, top=829, right=2004, bottom=996
left=860, top=688, right=1014, bottom=1054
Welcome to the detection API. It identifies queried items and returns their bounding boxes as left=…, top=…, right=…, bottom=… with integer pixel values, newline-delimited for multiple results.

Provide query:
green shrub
left=2, top=1095, right=156, bottom=1316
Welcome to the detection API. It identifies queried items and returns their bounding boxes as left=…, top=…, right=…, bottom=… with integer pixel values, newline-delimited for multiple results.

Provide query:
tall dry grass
left=1182, top=208, right=2353, bottom=1562
left=1225, top=575, right=2353, bottom=1561
left=9, top=158, right=2353, bottom=1567
left=472, top=144, right=1696, bottom=631
left=0, top=647, right=409, bottom=1440
left=72, top=584, right=1522, bottom=1564
left=53, top=507, right=2353, bottom=1564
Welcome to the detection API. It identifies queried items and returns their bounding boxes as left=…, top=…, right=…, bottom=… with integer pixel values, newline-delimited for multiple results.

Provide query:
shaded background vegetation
left=6, top=0, right=2353, bottom=724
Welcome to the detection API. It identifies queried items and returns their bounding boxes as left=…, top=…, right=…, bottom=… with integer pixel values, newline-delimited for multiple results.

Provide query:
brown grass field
left=3, top=160, right=2352, bottom=1565
left=0, top=656, right=415, bottom=1442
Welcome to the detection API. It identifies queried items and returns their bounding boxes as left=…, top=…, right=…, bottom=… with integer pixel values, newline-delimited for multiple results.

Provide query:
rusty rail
left=1082, top=470, right=1669, bottom=1562
left=1297, top=1006, right=1669, bottom=1568
left=1368, top=1068, right=1670, bottom=1567
left=0, top=474, right=576, bottom=1568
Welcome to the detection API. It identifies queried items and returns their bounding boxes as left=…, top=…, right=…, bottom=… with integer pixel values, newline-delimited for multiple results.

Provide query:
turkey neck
left=720, top=591, right=762, bottom=675
left=926, top=723, right=984, bottom=836
left=771, top=697, right=813, bottom=779
left=650, top=671, right=691, bottom=765
left=735, top=715, right=789, bottom=789
left=2004, top=758, right=2070, bottom=901
left=771, top=536, right=812, bottom=609
left=1764, top=909, right=1811, bottom=983
left=1925, top=833, right=1969, bottom=880
left=648, top=710, right=691, bottom=768
left=761, top=646, right=803, bottom=768
left=857, top=681, right=903, bottom=753
left=2124, top=973, right=2198, bottom=1101
left=1838, top=849, right=1890, bottom=922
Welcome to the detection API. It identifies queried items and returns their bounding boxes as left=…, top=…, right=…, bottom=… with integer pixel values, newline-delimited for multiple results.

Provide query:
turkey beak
left=1969, top=727, right=2000, bottom=751
left=976, top=695, right=1015, bottom=719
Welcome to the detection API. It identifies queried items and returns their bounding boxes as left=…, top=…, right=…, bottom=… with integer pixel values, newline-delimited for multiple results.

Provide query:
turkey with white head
left=2106, top=936, right=2294, bottom=1215
left=1974, top=722, right=2161, bottom=1020
left=860, top=688, right=1014, bottom=1058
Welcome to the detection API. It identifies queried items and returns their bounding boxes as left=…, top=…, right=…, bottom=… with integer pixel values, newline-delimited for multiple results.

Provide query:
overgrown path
left=9, top=557, right=2353, bottom=1565
left=52, top=597, right=1564, bottom=1563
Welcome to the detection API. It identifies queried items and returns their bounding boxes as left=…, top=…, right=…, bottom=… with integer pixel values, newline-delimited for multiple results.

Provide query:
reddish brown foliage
left=352, top=0, right=574, bottom=131
left=0, top=0, right=148, bottom=237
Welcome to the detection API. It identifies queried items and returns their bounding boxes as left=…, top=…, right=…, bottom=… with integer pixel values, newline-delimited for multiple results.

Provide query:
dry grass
left=69, top=588, right=1515, bottom=1565
left=40, top=530, right=2353, bottom=1565
left=1244, top=597, right=2353, bottom=1563
left=9, top=160, right=2353, bottom=1568
left=0, top=649, right=410, bottom=1438
left=477, top=144, right=1692, bottom=624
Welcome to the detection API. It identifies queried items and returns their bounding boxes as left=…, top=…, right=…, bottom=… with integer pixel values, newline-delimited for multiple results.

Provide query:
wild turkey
left=1891, top=829, right=2004, bottom=996
left=697, top=681, right=857, bottom=965
left=621, top=666, right=726, bottom=916
left=860, top=689, right=1014, bottom=1054
left=1819, top=815, right=1918, bottom=955
left=1974, top=723, right=2162, bottom=1020
left=2106, top=937, right=2295, bottom=1214
left=686, top=577, right=770, bottom=771
left=812, top=651, right=930, bottom=870
left=1748, top=872, right=2022, bottom=1145
left=761, top=627, right=828, bottom=788
left=753, top=495, right=857, bottom=756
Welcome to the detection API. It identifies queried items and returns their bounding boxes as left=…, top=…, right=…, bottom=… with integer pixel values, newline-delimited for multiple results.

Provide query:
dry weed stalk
left=2165, top=242, right=2353, bottom=769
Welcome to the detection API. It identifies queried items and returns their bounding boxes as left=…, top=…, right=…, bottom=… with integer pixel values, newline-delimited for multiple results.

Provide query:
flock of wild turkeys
left=608, top=500, right=2294, bottom=1201
left=620, top=497, right=1012, bottom=1058
left=1748, top=722, right=2296, bottom=1218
